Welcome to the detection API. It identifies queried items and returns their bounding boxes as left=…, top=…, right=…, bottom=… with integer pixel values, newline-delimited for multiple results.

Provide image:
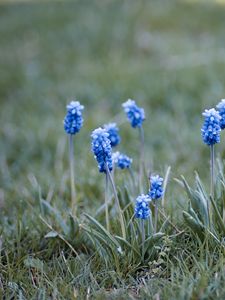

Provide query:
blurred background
left=1, top=0, right=225, bottom=212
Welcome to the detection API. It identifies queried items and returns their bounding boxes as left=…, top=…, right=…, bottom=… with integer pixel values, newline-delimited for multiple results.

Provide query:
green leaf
left=82, top=224, right=119, bottom=263
left=41, top=200, right=69, bottom=235
left=68, top=214, right=79, bottom=239
left=183, top=211, right=204, bottom=238
left=115, top=236, right=141, bottom=258
left=144, top=232, right=165, bottom=253
left=195, top=172, right=208, bottom=202
left=181, top=176, right=209, bottom=226
left=84, top=230, right=108, bottom=261
left=210, top=196, right=225, bottom=235
left=159, top=217, right=170, bottom=233
left=117, top=188, right=124, bottom=207
left=24, top=257, right=44, bottom=271
left=124, top=186, right=132, bottom=206
left=188, top=203, right=203, bottom=225
left=129, top=220, right=140, bottom=251
left=84, top=214, right=120, bottom=248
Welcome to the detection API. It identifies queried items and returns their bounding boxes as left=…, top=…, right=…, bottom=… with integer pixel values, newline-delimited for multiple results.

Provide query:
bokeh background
left=1, top=0, right=225, bottom=213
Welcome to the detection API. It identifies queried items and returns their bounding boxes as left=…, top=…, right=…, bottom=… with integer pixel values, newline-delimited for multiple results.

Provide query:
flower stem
left=148, top=214, right=153, bottom=236
left=141, top=219, right=145, bottom=261
left=106, top=163, right=126, bottom=239
left=69, top=134, right=76, bottom=216
left=209, top=144, right=215, bottom=227
left=139, top=126, right=145, bottom=193
left=105, top=171, right=110, bottom=232
left=210, top=144, right=215, bottom=199
left=154, top=200, right=158, bottom=233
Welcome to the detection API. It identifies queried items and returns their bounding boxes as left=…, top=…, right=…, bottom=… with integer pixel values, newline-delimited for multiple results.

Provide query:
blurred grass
left=1, top=0, right=225, bottom=207
left=1, top=0, right=225, bottom=298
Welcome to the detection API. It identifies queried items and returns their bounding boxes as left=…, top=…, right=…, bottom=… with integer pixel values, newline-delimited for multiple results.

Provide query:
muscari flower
left=122, top=99, right=145, bottom=128
left=104, top=123, right=121, bottom=147
left=64, top=101, right=84, bottom=135
left=149, top=175, right=164, bottom=200
left=134, top=194, right=151, bottom=219
left=216, top=99, right=225, bottom=130
left=91, top=128, right=113, bottom=173
left=201, top=108, right=221, bottom=146
left=112, top=151, right=132, bottom=169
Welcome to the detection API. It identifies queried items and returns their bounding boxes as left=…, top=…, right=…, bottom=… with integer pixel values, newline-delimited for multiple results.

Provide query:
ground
left=0, top=0, right=225, bottom=299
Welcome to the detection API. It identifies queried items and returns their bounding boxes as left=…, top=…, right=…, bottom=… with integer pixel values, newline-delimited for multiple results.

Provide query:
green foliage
left=82, top=212, right=165, bottom=274
left=181, top=171, right=225, bottom=247
left=39, top=185, right=168, bottom=276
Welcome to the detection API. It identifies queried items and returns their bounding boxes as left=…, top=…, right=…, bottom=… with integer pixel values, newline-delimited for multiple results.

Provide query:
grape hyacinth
left=91, top=128, right=113, bottom=173
left=134, top=194, right=151, bottom=220
left=201, top=108, right=221, bottom=214
left=135, top=194, right=151, bottom=260
left=91, top=128, right=126, bottom=238
left=149, top=175, right=164, bottom=233
left=149, top=175, right=164, bottom=200
left=91, top=128, right=113, bottom=231
left=122, top=99, right=145, bottom=128
left=201, top=108, right=221, bottom=146
left=216, top=99, right=225, bottom=130
left=112, top=152, right=132, bottom=169
left=104, top=123, right=121, bottom=147
left=63, top=100, right=84, bottom=216
left=64, top=101, right=84, bottom=135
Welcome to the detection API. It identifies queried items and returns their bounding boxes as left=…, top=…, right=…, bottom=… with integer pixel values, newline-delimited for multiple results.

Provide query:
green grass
left=1, top=0, right=225, bottom=298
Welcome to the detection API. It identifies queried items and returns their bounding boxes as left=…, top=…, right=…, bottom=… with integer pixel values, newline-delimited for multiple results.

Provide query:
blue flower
left=122, top=99, right=145, bottom=128
left=104, top=123, right=121, bottom=147
left=112, top=152, right=132, bottom=169
left=149, top=175, right=164, bottom=200
left=64, top=101, right=84, bottom=135
left=201, top=108, right=221, bottom=146
left=91, top=128, right=113, bottom=173
left=216, top=99, right=225, bottom=130
left=134, top=194, right=151, bottom=219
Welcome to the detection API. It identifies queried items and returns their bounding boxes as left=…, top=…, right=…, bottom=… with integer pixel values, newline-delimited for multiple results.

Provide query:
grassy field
left=1, top=0, right=225, bottom=299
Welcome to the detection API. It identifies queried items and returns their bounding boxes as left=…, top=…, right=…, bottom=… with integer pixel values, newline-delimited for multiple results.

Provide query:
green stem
left=69, top=134, right=76, bottom=216
left=148, top=213, right=154, bottom=236
left=209, top=144, right=215, bottom=226
left=106, top=163, right=126, bottom=239
left=154, top=200, right=158, bottom=233
left=141, top=219, right=145, bottom=261
left=105, top=171, right=110, bottom=232
left=210, top=144, right=215, bottom=199
left=139, top=126, right=145, bottom=193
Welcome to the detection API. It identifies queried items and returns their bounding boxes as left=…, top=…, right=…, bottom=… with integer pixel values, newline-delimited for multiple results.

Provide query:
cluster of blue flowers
left=63, top=99, right=166, bottom=223
left=63, top=99, right=143, bottom=174
left=216, top=99, right=225, bottom=130
left=62, top=96, right=225, bottom=248
left=149, top=175, right=164, bottom=200
left=134, top=175, right=164, bottom=220
left=89, top=100, right=144, bottom=173
left=112, top=152, right=132, bottom=169
left=201, top=108, right=221, bottom=146
left=91, top=128, right=113, bottom=173
left=64, top=101, right=84, bottom=135
left=134, top=194, right=151, bottom=219
left=122, top=99, right=145, bottom=128
left=104, top=123, right=121, bottom=147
